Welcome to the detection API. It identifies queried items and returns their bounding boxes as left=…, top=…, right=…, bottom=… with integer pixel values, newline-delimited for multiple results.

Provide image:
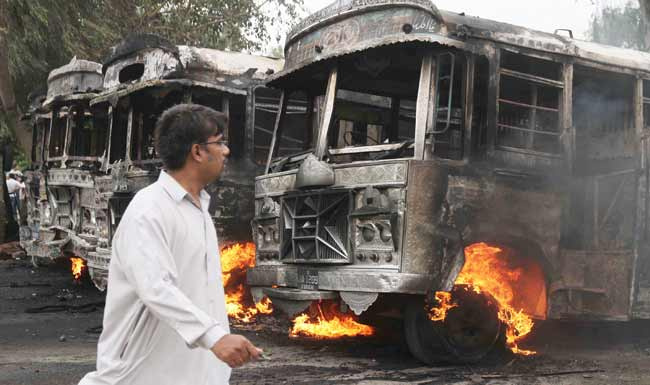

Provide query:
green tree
left=588, top=1, right=646, bottom=49
left=0, top=0, right=303, bottom=241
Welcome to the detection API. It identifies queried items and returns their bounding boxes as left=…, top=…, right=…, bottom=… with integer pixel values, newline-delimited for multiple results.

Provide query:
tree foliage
left=3, top=0, right=302, bottom=117
left=588, top=1, right=646, bottom=49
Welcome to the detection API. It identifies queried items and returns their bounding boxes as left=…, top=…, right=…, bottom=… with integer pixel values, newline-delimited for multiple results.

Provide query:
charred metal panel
left=317, top=271, right=432, bottom=294
left=110, top=166, right=157, bottom=194
left=86, top=248, right=111, bottom=290
left=178, top=46, right=283, bottom=89
left=246, top=265, right=298, bottom=287
left=279, top=189, right=352, bottom=263
left=335, top=162, right=407, bottom=186
left=550, top=250, right=633, bottom=321
left=247, top=264, right=435, bottom=295
left=255, top=172, right=298, bottom=197
left=401, top=161, right=447, bottom=278
left=288, top=0, right=441, bottom=42
left=445, top=173, right=563, bottom=276
left=47, top=169, right=95, bottom=189
left=255, top=160, right=408, bottom=198
left=250, top=160, right=412, bottom=288
left=103, top=48, right=183, bottom=90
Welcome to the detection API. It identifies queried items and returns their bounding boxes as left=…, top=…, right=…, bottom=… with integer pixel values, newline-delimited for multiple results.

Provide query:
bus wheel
left=405, top=288, right=503, bottom=364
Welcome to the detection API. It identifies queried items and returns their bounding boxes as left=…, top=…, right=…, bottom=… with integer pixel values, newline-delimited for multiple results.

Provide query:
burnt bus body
left=85, top=35, right=284, bottom=289
left=248, top=0, right=650, bottom=363
left=20, top=92, right=49, bottom=244
left=20, top=58, right=107, bottom=266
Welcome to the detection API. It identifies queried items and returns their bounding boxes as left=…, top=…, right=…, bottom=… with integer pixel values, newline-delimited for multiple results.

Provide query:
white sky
left=302, top=0, right=631, bottom=40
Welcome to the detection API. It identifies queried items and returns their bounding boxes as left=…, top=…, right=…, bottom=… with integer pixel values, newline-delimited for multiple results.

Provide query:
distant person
left=6, top=172, right=24, bottom=221
left=79, top=104, right=261, bottom=385
left=9, top=160, right=20, bottom=177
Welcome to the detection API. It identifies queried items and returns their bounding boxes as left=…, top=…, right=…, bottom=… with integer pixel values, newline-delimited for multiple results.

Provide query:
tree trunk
left=0, top=0, right=32, bottom=156
left=0, top=153, right=7, bottom=243
left=0, top=1, right=22, bottom=243
left=640, top=0, right=650, bottom=50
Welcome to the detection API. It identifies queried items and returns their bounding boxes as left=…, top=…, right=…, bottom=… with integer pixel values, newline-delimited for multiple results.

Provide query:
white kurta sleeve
left=116, top=213, right=228, bottom=350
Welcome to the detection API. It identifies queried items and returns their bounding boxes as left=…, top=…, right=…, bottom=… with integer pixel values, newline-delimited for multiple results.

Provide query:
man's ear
left=190, top=143, right=203, bottom=162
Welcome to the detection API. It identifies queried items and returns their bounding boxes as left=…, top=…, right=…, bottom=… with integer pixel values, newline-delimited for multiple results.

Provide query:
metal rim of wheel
left=439, top=287, right=502, bottom=361
left=404, top=287, right=503, bottom=364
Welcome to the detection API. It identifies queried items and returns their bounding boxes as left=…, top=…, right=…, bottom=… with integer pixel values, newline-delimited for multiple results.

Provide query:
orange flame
left=70, top=257, right=85, bottom=280
left=220, top=242, right=273, bottom=322
left=290, top=301, right=374, bottom=339
left=428, top=291, right=457, bottom=322
left=430, top=243, right=536, bottom=355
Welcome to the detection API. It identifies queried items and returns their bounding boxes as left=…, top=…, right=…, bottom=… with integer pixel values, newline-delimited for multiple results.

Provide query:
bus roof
left=270, top=0, right=650, bottom=86
left=441, top=9, right=650, bottom=72
left=44, top=57, right=103, bottom=109
left=94, top=35, right=284, bottom=102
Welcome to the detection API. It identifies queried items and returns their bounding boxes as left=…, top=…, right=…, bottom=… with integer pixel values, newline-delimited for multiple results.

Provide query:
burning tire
left=405, top=287, right=504, bottom=364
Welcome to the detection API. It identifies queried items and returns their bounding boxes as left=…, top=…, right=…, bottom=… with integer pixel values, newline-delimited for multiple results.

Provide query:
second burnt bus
left=248, top=0, right=650, bottom=363
left=20, top=58, right=108, bottom=267
left=85, top=35, right=286, bottom=289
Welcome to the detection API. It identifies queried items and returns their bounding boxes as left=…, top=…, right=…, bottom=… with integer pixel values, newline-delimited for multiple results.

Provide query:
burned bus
left=248, top=0, right=650, bottom=363
left=20, top=58, right=107, bottom=267
left=84, top=35, right=285, bottom=289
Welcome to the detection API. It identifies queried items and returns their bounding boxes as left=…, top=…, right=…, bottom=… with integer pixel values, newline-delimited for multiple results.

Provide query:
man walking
left=80, top=104, right=261, bottom=385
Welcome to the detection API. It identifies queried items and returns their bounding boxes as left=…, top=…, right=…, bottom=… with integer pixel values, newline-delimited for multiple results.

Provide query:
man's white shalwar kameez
left=79, top=171, right=231, bottom=385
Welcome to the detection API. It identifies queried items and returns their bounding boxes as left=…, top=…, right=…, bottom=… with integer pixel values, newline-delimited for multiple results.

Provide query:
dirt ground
left=1, top=255, right=650, bottom=385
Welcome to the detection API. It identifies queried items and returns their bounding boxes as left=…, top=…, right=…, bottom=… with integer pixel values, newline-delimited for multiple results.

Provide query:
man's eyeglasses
left=199, top=139, right=228, bottom=147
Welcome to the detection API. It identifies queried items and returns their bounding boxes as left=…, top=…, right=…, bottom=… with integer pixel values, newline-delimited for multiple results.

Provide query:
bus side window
left=573, top=66, right=636, bottom=173
left=496, top=51, right=562, bottom=155
left=109, top=101, right=128, bottom=165
left=277, top=92, right=310, bottom=157
left=48, top=107, right=68, bottom=159
left=130, top=89, right=184, bottom=162
left=255, top=88, right=311, bottom=165
left=569, top=67, right=637, bottom=250
left=68, top=106, right=107, bottom=158
left=431, top=52, right=465, bottom=160
left=253, top=87, right=281, bottom=165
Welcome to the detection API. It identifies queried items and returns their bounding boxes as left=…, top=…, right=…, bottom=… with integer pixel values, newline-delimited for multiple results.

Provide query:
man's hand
left=211, top=334, right=262, bottom=368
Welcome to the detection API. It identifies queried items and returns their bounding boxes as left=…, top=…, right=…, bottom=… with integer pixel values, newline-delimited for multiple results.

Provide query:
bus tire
left=404, top=289, right=504, bottom=364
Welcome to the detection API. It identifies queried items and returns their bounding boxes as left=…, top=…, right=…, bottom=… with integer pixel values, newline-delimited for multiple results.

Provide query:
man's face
left=198, top=133, right=230, bottom=182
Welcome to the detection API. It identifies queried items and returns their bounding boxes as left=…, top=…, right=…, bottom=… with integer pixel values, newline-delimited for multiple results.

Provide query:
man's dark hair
left=155, top=104, right=228, bottom=171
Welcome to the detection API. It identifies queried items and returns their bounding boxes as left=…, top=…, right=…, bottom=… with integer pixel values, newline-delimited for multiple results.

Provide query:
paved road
left=1, top=258, right=650, bottom=385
